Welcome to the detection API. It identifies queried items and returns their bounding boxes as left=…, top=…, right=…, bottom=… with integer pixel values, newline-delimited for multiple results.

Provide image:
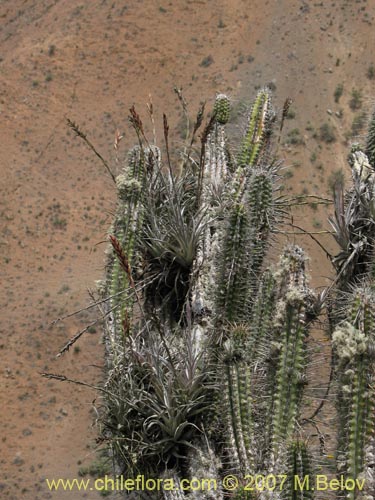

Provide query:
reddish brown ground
left=1, top=1, right=375, bottom=498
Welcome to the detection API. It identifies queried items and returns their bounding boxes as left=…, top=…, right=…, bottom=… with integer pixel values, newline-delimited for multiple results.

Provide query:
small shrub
left=48, top=44, right=56, bottom=56
left=305, top=123, right=314, bottom=132
left=319, top=123, right=336, bottom=143
left=58, top=284, right=70, bottom=294
left=267, top=81, right=277, bottom=91
left=349, top=88, right=362, bottom=111
left=284, top=169, right=294, bottom=179
left=328, top=168, right=344, bottom=191
left=286, top=108, right=296, bottom=119
left=200, top=55, right=214, bottom=68
left=367, top=63, right=375, bottom=80
left=313, top=218, right=322, bottom=229
left=285, top=128, right=304, bottom=145
left=52, top=216, right=67, bottom=229
left=351, top=112, right=366, bottom=136
left=78, top=457, right=111, bottom=478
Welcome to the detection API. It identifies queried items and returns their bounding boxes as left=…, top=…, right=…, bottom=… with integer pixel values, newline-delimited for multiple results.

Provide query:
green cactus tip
left=214, top=93, right=231, bottom=124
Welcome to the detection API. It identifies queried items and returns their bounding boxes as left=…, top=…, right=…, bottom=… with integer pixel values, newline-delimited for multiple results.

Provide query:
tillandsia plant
left=45, top=90, right=375, bottom=500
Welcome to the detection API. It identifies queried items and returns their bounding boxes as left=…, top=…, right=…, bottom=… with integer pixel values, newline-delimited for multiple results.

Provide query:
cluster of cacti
left=93, top=89, right=375, bottom=499
left=331, top=284, right=375, bottom=500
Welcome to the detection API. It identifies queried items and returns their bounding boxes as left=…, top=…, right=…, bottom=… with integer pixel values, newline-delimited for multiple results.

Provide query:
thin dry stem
left=67, top=118, right=116, bottom=183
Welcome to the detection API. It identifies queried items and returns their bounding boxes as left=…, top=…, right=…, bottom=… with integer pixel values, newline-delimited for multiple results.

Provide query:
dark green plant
left=319, top=122, right=336, bottom=143
left=200, top=55, right=214, bottom=68
left=285, top=128, right=304, bottom=146
left=349, top=88, right=363, bottom=111
left=367, top=63, right=375, bottom=80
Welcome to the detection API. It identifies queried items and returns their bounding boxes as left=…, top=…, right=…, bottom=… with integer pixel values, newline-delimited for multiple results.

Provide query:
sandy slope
left=1, top=0, right=375, bottom=498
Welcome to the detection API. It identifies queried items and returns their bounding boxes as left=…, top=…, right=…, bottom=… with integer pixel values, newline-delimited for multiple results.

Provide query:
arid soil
left=1, top=1, right=375, bottom=498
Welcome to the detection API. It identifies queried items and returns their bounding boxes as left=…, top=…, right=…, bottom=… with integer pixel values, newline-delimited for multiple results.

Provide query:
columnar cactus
left=216, top=168, right=276, bottom=322
left=269, top=246, right=312, bottom=457
left=108, top=146, right=146, bottom=355
left=246, top=270, right=276, bottom=361
left=222, top=353, right=255, bottom=473
left=238, top=88, right=273, bottom=168
left=283, top=441, right=314, bottom=500
left=190, top=94, right=231, bottom=325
